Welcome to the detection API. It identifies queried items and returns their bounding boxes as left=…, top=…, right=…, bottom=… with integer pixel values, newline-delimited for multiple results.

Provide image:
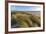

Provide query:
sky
left=11, top=5, right=40, bottom=12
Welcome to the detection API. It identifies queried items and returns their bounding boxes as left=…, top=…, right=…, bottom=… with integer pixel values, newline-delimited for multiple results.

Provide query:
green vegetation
left=11, top=11, right=41, bottom=28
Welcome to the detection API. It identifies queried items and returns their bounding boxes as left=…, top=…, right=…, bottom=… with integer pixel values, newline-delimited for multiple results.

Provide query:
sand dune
left=11, top=11, right=40, bottom=28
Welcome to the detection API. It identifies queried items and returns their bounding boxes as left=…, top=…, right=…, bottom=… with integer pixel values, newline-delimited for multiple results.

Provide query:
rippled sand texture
left=11, top=11, right=40, bottom=28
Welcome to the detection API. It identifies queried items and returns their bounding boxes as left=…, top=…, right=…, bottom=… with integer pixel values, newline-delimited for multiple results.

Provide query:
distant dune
left=26, top=11, right=40, bottom=16
left=11, top=11, right=40, bottom=16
